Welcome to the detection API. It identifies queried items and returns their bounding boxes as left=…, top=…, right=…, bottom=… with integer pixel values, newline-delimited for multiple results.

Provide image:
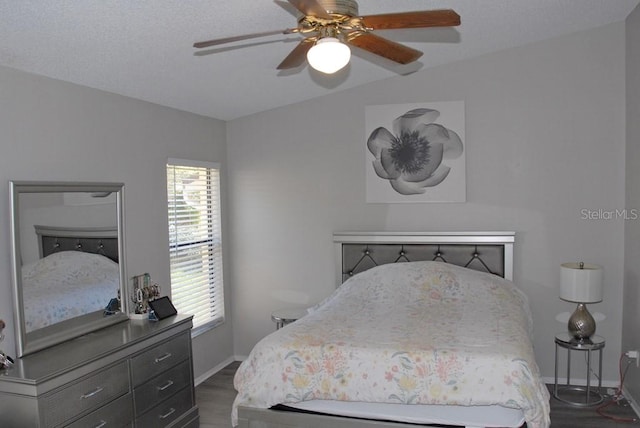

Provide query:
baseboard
left=194, top=355, right=237, bottom=386
left=194, top=354, right=248, bottom=386
left=542, top=376, right=619, bottom=389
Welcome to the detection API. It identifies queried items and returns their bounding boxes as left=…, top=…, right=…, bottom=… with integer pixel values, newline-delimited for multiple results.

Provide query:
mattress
left=233, top=261, right=550, bottom=427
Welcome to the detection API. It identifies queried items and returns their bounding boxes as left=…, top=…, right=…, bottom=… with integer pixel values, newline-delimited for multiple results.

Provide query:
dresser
left=0, top=315, right=198, bottom=428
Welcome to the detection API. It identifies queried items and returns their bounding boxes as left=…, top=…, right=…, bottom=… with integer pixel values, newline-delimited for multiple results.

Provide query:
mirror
left=9, top=181, right=128, bottom=357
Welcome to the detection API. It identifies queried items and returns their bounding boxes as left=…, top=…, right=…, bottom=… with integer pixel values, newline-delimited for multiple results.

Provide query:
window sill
left=191, top=317, right=224, bottom=338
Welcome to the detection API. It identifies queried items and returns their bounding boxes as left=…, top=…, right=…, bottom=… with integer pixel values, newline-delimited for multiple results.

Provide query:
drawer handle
left=157, top=379, right=174, bottom=391
left=154, top=352, right=172, bottom=363
left=80, top=386, right=104, bottom=399
left=159, top=407, right=176, bottom=420
left=94, top=420, right=107, bottom=428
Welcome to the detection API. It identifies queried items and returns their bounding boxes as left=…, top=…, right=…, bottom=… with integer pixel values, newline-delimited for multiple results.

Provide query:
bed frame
left=237, top=232, right=518, bottom=428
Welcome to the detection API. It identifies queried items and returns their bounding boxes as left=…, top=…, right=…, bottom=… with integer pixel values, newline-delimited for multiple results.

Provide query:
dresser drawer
left=133, top=359, right=192, bottom=416
left=66, top=392, right=133, bottom=428
left=131, top=333, right=190, bottom=386
left=135, top=386, right=193, bottom=427
left=42, top=361, right=129, bottom=427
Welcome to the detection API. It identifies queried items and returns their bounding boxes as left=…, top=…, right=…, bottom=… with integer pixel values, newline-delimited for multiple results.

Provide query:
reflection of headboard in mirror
left=36, top=225, right=119, bottom=262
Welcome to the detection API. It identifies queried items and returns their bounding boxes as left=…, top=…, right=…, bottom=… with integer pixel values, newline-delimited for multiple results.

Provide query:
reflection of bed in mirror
left=22, top=225, right=121, bottom=333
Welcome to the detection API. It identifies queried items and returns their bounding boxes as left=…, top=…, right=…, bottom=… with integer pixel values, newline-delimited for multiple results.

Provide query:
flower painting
left=366, top=101, right=465, bottom=203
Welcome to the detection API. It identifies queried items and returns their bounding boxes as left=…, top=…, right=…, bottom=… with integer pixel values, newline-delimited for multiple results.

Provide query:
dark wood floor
left=196, top=361, right=241, bottom=428
left=196, top=361, right=639, bottom=428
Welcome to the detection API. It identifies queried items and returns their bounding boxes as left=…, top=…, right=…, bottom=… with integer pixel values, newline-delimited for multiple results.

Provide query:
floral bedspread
left=233, top=261, right=550, bottom=427
left=22, top=251, right=120, bottom=332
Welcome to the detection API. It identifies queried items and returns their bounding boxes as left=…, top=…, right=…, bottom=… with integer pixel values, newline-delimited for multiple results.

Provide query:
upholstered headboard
left=334, top=232, right=515, bottom=285
left=35, top=225, right=120, bottom=263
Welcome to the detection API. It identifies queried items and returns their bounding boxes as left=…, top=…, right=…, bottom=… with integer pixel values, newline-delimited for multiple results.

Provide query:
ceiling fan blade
left=194, top=29, right=288, bottom=49
left=361, top=9, right=460, bottom=30
left=286, top=0, right=332, bottom=19
left=277, top=38, right=315, bottom=69
left=347, top=33, right=422, bottom=64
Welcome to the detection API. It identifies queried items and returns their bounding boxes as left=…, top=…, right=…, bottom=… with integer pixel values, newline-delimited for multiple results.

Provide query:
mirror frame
left=9, top=181, right=129, bottom=357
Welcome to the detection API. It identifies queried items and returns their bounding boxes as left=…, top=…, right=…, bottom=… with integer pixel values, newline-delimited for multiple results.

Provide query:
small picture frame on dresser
left=148, top=296, right=178, bottom=320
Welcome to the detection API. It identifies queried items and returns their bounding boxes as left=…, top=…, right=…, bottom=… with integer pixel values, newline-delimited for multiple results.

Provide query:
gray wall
left=624, top=4, right=640, bottom=404
left=227, top=22, right=627, bottom=382
left=0, top=65, right=233, bottom=379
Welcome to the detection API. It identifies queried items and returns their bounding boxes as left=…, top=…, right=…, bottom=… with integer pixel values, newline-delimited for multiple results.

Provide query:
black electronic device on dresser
left=0, top=315, right=199, bottom=427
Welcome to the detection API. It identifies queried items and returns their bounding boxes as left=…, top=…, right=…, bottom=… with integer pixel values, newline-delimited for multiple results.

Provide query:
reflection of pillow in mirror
left=22, top=251, right=119, bottom=286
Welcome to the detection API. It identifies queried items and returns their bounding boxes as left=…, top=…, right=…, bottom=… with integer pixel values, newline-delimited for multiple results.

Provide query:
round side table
left=271, top=308, right=307, bottom=329
left=554, top=333, right=605, bottom=406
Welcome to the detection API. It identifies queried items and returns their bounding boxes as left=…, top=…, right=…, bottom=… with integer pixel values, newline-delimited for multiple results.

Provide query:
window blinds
left=167, top=160, right=224, bottom=330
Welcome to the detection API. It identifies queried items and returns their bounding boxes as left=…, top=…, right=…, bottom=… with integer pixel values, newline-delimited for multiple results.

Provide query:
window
left=166, top=159, right=224, bottom=333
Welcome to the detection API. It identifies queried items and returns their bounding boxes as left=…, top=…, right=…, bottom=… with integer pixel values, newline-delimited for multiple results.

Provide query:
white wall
left=624, top=3, right=640, bottom=403
left=228, top=22, right=627, bottom=382
left=0, top=65, right=233, bottom=379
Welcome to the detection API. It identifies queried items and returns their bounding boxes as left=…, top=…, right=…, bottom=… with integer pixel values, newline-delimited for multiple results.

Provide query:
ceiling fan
left=193, top=0, right=460, bottom=74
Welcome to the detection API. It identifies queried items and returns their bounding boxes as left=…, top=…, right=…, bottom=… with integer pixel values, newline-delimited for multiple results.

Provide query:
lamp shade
left=560, top=262, right=603, bottom=303
left=306, top=37, right=351, bottom=74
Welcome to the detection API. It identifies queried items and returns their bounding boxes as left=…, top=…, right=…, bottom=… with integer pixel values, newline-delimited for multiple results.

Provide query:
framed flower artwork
left=365, top=101, right=466, bottom=203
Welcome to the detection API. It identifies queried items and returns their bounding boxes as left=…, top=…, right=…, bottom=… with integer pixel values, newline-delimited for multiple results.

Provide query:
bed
left=21, top=225, right=121, bottom=332
left=233, top=232, right=550, bottom=428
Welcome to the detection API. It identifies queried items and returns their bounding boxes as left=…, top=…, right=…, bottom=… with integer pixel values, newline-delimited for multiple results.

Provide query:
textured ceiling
left=1, top=0, right=638, bottom=120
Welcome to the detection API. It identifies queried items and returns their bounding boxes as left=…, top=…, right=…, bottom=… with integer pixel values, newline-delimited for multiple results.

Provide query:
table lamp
left=560, top=262, right=603, bottom=342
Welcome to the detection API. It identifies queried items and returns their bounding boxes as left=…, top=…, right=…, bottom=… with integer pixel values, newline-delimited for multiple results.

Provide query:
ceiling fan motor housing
left=317, top=0, right=359, bottom=17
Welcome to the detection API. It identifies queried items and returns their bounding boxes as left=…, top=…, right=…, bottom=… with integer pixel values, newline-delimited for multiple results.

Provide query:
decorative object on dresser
left=0, top=319, right=14, bottom=370
left=130, top=272, right=162, bottom=320
left=0, top=314, right=199, bottom=427
left=560, top=262, right=603, bottom=342
left=9, top=181, right=129, bottom=357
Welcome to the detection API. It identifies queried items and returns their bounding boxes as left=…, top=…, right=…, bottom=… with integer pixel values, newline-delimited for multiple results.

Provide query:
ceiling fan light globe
left=306, top=37, right=351, bottom=74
